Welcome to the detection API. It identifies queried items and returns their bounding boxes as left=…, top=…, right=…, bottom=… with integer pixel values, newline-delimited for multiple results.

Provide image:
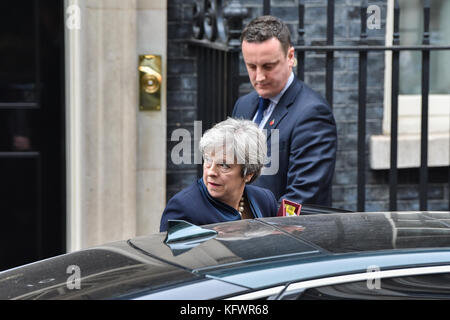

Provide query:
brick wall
left=167, top=0, right=198, bottom=200
left=166, top=0, right=449, bottom=211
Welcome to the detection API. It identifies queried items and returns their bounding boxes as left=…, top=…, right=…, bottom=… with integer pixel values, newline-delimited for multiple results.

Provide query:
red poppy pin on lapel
left=269, top=119, right=275, bottom=126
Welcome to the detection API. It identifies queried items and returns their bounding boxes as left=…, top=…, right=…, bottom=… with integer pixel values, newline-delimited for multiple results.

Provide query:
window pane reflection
left=0, top=0, right=36, bottom=102
left=0, top=110, right=36, bottom=152
left=399, top=0, right=450, bottom=94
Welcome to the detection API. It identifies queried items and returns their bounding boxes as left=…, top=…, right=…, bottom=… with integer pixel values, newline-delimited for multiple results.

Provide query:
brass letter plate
left=139, top=55, right=162, bottom=111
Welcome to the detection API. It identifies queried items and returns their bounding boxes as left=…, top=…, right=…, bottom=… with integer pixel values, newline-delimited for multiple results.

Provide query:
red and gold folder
left=277, top=199, right=302, bottom=216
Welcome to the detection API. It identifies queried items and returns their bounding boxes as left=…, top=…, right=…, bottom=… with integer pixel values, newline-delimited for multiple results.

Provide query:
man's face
left=242, top=37, right=295, bottom=99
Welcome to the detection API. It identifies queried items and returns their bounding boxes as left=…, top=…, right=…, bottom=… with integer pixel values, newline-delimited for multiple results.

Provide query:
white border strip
left=226, top=286, right=286, bottom=301
left=65, top=0, right=82, bottom=252
left=227, top=265, right=450, bottom=300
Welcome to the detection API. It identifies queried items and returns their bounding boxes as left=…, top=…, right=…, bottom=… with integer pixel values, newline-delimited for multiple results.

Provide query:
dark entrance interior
left=0, top=0, right=65, bottom=271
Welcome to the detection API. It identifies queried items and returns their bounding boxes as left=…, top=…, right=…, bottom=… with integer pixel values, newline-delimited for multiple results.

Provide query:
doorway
left=0, top=0, right=65, bottom=271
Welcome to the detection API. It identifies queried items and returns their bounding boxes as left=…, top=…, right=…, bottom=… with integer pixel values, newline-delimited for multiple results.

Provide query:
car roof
left=130, top=211, right=450, bottom=272
left=263, top=211, right=450, bottom=253
left=3, top=211, right=450, bottom=299
left=0, top=240, right=200, bottom=299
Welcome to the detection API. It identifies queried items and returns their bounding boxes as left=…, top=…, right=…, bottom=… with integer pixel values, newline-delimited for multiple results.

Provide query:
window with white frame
left=370, top=0, right=450, bottom=169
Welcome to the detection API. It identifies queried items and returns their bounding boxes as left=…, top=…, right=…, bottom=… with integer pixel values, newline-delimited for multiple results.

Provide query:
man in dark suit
left=232, top=15, right=337, bottom=206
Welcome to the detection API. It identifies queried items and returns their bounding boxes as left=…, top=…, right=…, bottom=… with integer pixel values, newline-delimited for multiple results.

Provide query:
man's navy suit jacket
left=232, top=77, right=337, bottom=206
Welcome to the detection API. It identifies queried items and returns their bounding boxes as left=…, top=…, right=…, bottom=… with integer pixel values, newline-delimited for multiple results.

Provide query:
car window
left=281, top=273, right=450, bottom=300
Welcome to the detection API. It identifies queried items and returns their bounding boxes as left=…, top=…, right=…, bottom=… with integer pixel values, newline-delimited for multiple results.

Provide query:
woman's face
left=202, top=152, right=252, bottom=208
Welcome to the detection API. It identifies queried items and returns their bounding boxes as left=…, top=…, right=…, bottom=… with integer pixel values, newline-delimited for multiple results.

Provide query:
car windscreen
left=129, top=219, right=323, bottom=272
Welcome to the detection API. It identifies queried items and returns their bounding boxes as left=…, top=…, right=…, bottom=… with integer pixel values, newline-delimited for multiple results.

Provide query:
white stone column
left=66, top=0, right=138, bottom=250
left=66, top=0, right=167, bottom=250
left=136, top=0, right=167, bottom=235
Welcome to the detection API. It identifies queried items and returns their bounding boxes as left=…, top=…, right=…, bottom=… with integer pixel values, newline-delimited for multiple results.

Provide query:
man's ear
left=288, top=46, right=295, bottom=67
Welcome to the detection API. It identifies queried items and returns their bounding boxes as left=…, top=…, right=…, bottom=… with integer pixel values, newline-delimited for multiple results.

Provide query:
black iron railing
left=188, top=0, right=450, bottom=211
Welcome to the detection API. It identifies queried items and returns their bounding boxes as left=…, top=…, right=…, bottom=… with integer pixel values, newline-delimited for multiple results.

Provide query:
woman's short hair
left=199, top=118, right=267, bottom=183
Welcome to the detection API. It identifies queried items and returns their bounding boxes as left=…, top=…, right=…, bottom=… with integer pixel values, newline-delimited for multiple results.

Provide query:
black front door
left=0, top=0, right=65, bottom=271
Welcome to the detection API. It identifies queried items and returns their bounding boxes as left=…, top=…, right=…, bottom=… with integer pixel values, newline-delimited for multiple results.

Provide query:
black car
left=1, top=210, right=450, bottom=300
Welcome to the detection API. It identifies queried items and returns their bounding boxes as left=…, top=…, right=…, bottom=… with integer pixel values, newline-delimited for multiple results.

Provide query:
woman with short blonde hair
left=160, top=118, right=277, bottom=232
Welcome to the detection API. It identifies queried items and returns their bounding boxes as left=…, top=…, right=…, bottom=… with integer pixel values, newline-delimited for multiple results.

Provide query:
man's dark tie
left=254, top=97, right=271, bottom=125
